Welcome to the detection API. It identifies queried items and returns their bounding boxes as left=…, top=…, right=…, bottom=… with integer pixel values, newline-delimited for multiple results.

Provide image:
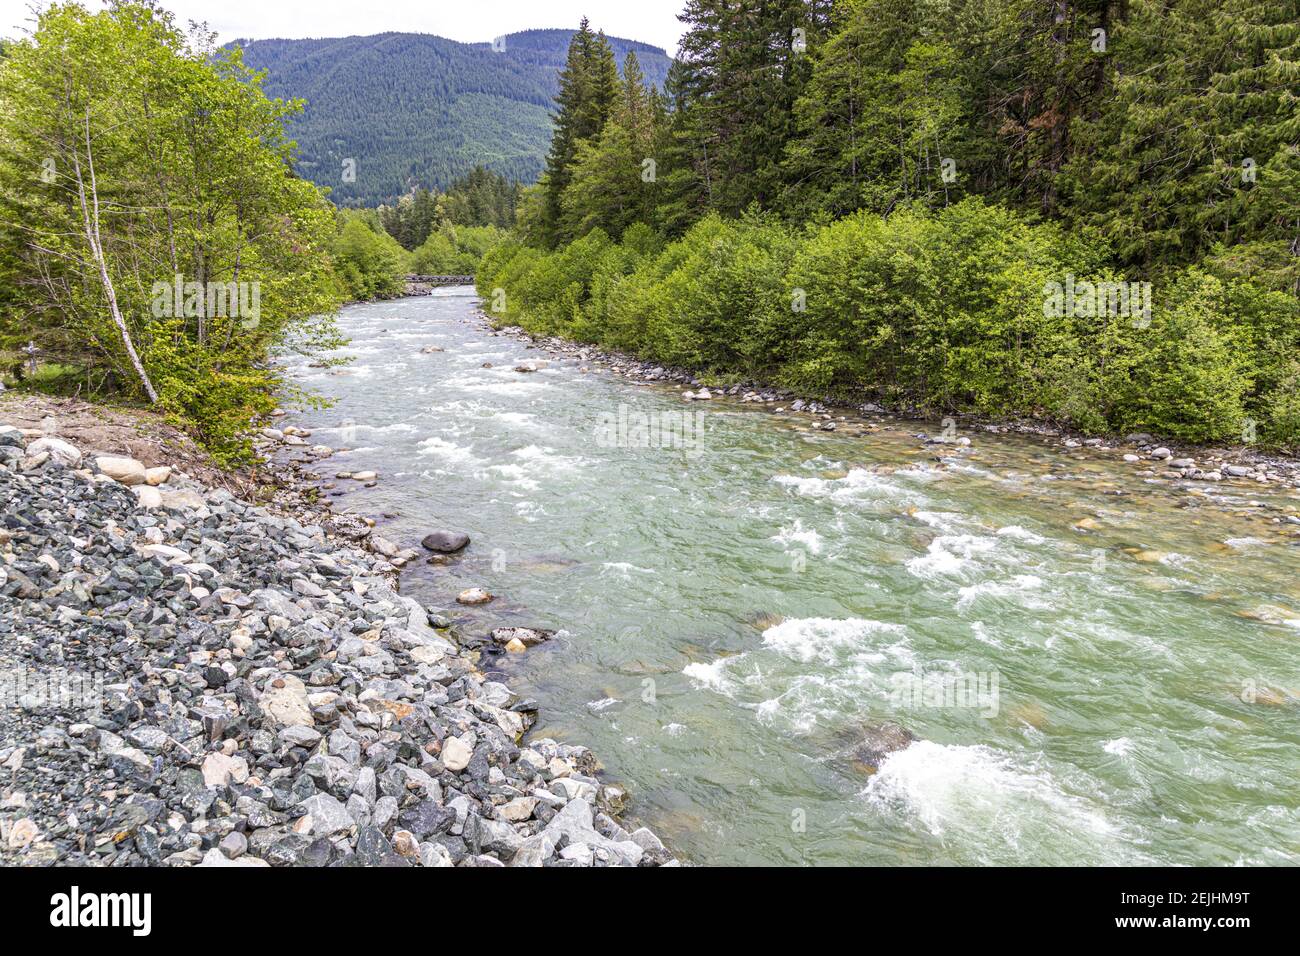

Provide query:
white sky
left=0, top=0, right=687, bottom=53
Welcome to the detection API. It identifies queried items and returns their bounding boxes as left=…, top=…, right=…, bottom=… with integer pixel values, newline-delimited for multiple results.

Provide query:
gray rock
left=219, top=831, right=248, bottom=859
left=280, top=725, right=322, bottom=748
left=298, top=793, right=354, bottom=836
left=398, top=799, right=456, bottom=839
left=420, top=531, right=471, bottom=553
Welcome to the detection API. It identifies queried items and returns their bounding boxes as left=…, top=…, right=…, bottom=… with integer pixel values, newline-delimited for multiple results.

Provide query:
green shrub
left=475, top=198, right=1300, bottom=447
left=332, top=216, right=408, bottom=301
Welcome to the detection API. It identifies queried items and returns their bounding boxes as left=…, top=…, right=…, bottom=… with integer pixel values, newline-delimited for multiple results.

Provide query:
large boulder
left=96, top=455, right=147, bottom=485
left=421, top=530, right=470, bottom=553
left=26, top=436, right=81, bottom=467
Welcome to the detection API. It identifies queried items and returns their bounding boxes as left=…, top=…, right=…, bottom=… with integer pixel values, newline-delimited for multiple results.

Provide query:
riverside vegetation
left=479, top=3, right=1300, bottom=449
left=0, top=3, right=514, bottom=462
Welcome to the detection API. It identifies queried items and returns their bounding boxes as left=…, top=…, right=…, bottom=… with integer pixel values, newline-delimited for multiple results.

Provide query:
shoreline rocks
left=484, top=317, right=1300, bottom=492
left=0, top=425, right=675, bottom=868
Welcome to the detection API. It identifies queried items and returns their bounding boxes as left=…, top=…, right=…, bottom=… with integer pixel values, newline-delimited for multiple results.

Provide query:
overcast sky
left=0, top=0, right=688, bottom=53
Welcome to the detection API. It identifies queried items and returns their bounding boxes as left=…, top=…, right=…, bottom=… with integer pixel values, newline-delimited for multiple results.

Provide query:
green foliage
left=376, top=169, right=520, bottom=253
left=442, top=167, right=523, bottom=230
left=409, top=224, right=506, bottom=275
left=378, top=189, right=442, bottom=251
left=0, top=1, right=343, bottom=463
left=480, top=198, right=1300, bottom=445
left=498, top=3, right=1300, bottom=449
left=671, top=0, right=832, bottom=218
left=538, top=20, right=623, bottom=246
left=560, top=52, right=671, bottom=240
left=332, top=213, right=409, bottom=300
left=1062, top=1, right=1300, bottom=270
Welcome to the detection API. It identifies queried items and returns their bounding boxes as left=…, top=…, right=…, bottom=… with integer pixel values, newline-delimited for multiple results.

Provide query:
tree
left=332, top=213, right=408, bottom=299
left=560, top=52, right=669, bottom=239
left=1063, top=0, right=1300, bottom=270
left=0, top=1, right=340, bottom=459
left=538, top=20, right=621, bottom=246
left=672, top=0, right=831, bottom=217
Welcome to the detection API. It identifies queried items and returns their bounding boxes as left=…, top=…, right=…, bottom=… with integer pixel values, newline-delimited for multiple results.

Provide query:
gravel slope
left=0, top=421, right=673, bottom=867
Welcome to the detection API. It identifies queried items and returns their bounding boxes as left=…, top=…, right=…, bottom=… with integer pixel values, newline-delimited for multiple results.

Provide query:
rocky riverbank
left=484, top=317, right=1300, bottom=494
left=0, top=418, right=674, bottom=867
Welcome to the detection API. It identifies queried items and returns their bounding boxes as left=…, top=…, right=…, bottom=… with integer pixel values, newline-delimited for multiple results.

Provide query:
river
left=279, top=287, right=1300, bottom=866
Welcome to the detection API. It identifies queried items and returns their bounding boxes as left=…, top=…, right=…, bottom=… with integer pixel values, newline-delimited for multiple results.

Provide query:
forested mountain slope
left=235, top=29, right=672, bottom=204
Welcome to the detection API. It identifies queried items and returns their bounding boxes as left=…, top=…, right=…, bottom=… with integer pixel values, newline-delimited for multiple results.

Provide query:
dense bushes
left=409, top=225, right=507, bottom=275
left=333, top=212, right=508, bottom=301
left=478, top=199, right=1300, bottom=447
left=332, top=213, right=409, bottom=301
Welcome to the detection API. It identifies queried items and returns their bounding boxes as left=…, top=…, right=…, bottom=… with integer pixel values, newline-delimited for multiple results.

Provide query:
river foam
left=864, top=740, right=1128, bottom=863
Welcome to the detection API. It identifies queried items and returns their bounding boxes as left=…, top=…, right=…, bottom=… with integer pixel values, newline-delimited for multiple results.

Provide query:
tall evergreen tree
left=538, top=20, right=621, bottom=246
left=1063, top=0, right=1300, bottom=271
left=560, top=51, right=669, bottom=239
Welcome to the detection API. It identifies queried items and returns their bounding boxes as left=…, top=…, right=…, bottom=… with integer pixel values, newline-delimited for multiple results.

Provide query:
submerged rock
left=848, top=722, right=918, bottom=773
left=490, top=627, right=555, bottom=647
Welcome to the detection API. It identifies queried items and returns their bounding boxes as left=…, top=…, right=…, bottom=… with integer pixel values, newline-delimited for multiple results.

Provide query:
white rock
left=26, top=437, right=81, bottom=467
left=441, top=736, right=472, bottom=772
left=408, top=644, right=446, bottom=665
left=419, top=842, right=454, bottom=867
left=259, top=674, right=314, bottom=728
left=456, top=587, right=492, bottom=605
left=159, top=488, right=208, bottom=511
left=201, top=752, right=249, bottom=788
left=197, top=847, right=269, bottom=867
left=134, top=485, right=162, bottom=509
left=138, top=544, right=192, bottom=562
left=7, top=818, right=39, bottom=849
left=498, top=797, right=538, bottom=822
left=144, top=466, right=172, bottom=485
left=298, top=793, right=354, bottom=835
left=95, top=455, right=147, bottom=485
left=559, top=842, right=594, bottom=866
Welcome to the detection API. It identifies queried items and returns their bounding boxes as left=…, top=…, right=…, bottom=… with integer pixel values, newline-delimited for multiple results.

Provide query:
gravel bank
left=0, top=421, right=674, bottom=867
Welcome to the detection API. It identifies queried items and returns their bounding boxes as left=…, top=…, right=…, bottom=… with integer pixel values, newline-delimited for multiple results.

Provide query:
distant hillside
left=234, top=29, right=673, bottom=206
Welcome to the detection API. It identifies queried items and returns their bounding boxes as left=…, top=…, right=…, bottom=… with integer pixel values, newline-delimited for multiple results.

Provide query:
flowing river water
left=281, top=288, right=1300, bottom=866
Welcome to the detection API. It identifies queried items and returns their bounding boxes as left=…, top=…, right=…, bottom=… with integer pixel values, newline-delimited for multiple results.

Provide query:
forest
left=479, top=2, right=1300, bottom=446
left=236, top=29, right=672, bottom=205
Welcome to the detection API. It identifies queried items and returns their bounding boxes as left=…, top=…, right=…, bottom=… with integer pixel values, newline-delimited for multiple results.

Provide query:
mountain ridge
left=234, top=29, right=673, bottom=206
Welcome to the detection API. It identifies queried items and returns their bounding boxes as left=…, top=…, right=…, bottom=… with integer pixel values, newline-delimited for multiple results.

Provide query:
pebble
left=441, top=737, right=472, bottom=772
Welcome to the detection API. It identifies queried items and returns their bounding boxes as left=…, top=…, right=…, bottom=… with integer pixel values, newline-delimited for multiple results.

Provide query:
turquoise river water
left=280, top=288, right=1300, bottom=866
